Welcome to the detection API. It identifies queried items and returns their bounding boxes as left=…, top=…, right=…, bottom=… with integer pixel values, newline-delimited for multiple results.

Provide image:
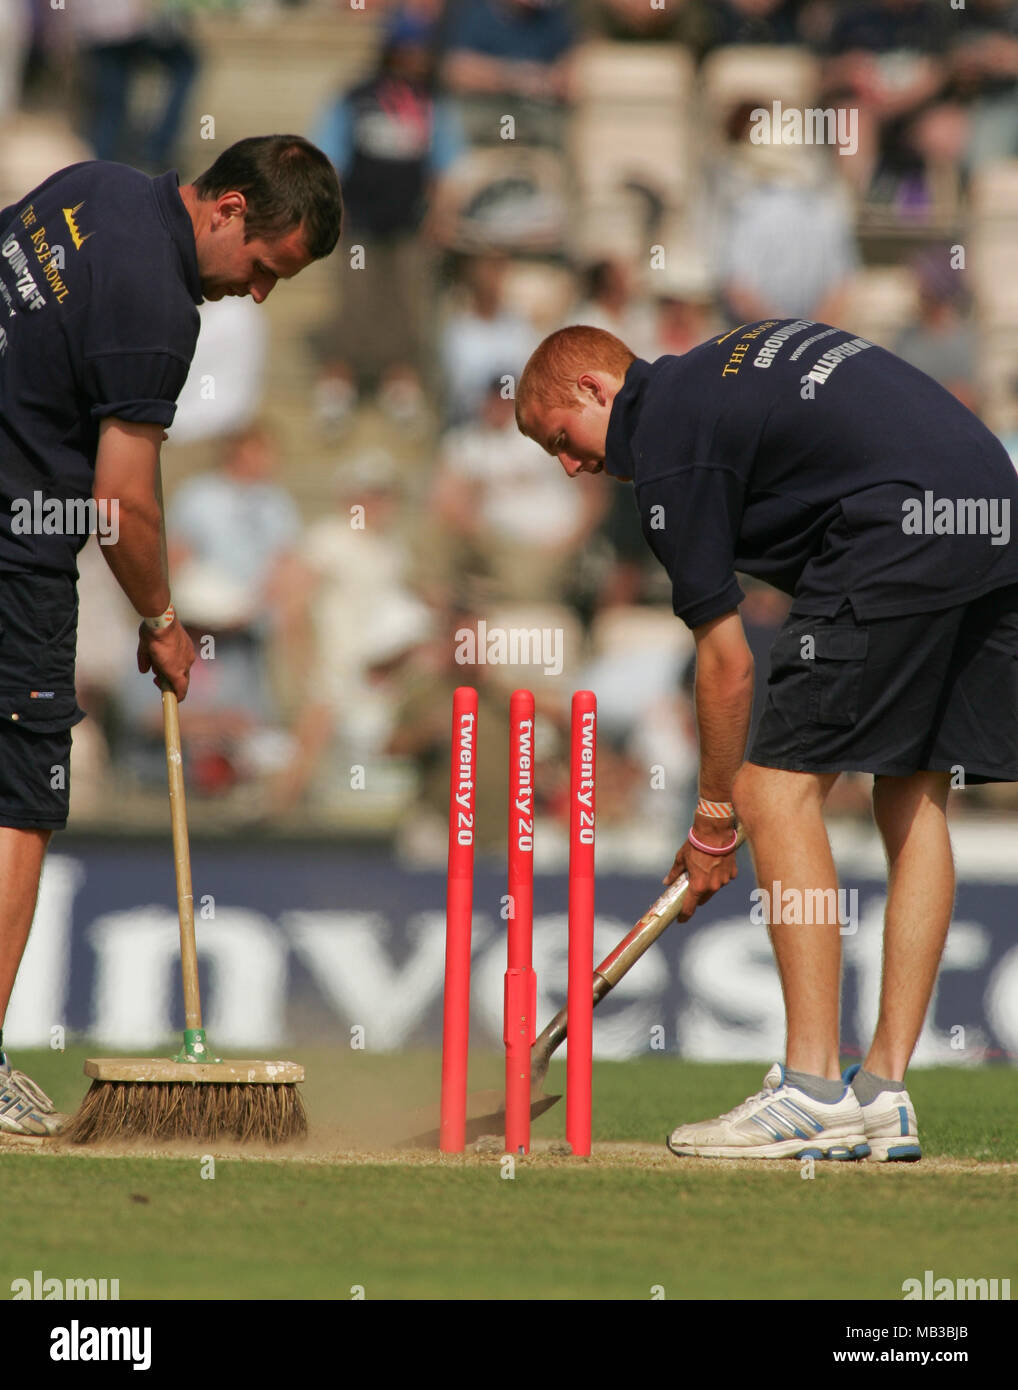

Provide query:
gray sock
left=784, top=1068, right=845, bottom=1103
left=851, top=1067, right=905, bottom=1106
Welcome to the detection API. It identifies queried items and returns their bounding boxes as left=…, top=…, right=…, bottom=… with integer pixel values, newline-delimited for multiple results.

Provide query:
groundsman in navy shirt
left=0, top=135, right=341, bottom=1135
left=517, top=320, right=1018, bottom=1164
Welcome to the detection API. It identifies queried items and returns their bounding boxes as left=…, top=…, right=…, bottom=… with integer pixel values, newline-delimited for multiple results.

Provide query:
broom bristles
left=65, top=1080, right=307, bottom=1145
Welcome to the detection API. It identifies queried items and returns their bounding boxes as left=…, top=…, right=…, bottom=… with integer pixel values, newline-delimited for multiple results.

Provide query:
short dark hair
left=192, top=135, right=343, bottom=259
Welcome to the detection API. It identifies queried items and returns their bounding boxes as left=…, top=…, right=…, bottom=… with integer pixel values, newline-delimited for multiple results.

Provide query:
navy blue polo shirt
left=605, top=319, right=1018, bottom=629
left=0, top=160, right=202, bottom=576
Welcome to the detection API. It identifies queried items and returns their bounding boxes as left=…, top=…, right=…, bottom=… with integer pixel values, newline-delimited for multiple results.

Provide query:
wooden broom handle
left=154, top=461, right=202, bottom=1033
left=162, top=686, right=201, bottom=1032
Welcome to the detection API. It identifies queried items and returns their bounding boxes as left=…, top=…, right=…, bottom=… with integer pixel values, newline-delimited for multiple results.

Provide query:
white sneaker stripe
left=781, top=1099, right=825, bottom=1134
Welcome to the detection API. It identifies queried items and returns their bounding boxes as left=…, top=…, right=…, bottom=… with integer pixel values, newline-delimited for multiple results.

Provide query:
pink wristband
left=687, top=826, right=739, bottom=857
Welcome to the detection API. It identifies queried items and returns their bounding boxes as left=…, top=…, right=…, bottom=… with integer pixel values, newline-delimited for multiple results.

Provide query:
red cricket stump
left=440, top=686, right=478, bottom=1153
left=567, top=690, right=597, bottom=1156
left=505, top=689, right=537, bottom=1154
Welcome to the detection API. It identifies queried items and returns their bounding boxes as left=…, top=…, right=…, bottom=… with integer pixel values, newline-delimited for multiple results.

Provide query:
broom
left=66, top=471, right=306, bottom=1145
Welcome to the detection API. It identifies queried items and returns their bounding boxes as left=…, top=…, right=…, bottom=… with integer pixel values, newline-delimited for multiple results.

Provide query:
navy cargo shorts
left=0, top=571, right=86, bottom=830
left=750, top=584, right=1018, bottom=783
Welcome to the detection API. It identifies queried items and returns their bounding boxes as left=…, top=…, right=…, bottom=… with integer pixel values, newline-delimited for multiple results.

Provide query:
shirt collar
left=152, top=170, right=203, bottom=305
left=605, top=357, right=652, bottom=480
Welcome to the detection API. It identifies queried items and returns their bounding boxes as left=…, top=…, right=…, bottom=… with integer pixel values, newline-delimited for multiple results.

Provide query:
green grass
left=1, top=1048, right=1015, bottom=1300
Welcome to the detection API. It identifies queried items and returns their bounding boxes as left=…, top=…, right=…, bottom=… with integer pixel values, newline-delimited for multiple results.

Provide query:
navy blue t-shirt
left=0, top=160, right=202, bottom=576
left=605, top=319, right=1018, bottom=629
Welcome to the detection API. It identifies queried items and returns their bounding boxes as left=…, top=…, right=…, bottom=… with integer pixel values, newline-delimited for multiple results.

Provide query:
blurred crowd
left=2, top=0, right=1018, bottom=845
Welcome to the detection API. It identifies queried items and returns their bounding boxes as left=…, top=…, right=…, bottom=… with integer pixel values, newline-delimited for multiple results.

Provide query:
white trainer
left=0, top=1063, right=66, bottom=1137
left=667, top=1063, right=870, bottom=1160
left=843, top=1064, right=922, bottom=1162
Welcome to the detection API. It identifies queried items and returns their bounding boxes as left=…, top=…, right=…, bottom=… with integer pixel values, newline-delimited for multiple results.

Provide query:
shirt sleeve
left=82, top=245, right=199, bottom=427
left=85, top=350, right=194, bottom=427
left=636, top=465, right=746, bottom=628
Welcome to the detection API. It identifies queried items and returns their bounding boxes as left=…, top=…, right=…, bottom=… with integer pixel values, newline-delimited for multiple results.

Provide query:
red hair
left=516, top=325, right=635, bottom=433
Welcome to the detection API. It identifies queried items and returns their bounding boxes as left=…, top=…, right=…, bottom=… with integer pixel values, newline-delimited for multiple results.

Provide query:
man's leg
left=733, top=762, right=843, bottom=1078
left=0, top=827, right=51, bottom=1027
left=865, top=771, right=954, bottom=1081
left=667, top=762, right=869, bottom=1159
left=0, top=827, right=71, bottom=1136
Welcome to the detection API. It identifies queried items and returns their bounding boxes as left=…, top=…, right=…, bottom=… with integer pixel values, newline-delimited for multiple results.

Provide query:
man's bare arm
left=693, top=608, right=754, bottom=816
left=664, top=609, right=754, bottom=918
left=93, top=419, right=170, bottom=615
left=92, top=418, right=194, bottom=699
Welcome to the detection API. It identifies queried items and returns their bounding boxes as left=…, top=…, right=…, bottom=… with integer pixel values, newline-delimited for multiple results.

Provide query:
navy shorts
left=750, top=584, right=1018, bottom=783
left=0, top=571, right=85, bottom=830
